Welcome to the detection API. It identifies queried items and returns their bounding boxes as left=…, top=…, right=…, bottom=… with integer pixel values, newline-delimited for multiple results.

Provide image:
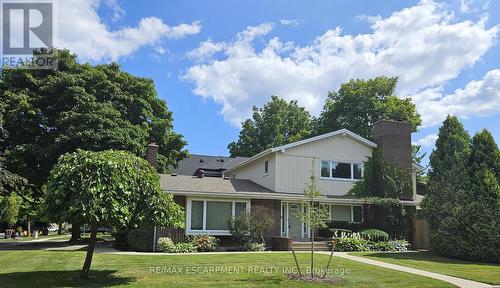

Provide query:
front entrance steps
left=292, top=241, right=332, bottom=251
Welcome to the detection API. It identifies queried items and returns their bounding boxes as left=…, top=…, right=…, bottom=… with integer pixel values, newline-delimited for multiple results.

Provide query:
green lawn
left=0, top=232, right=67, bottom=242
left=0, top=251, right=454, bottom=288
left=353, top=251, right=500, bottom=285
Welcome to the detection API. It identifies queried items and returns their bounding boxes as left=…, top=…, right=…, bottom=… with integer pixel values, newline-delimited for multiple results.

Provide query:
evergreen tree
left=452, top=130, right=500, bottom=262
left=422, top=116, right=470, bottom=257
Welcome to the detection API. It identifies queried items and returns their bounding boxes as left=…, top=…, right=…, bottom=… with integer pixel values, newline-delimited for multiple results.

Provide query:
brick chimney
left=373, top=119, right=413, bottom=200
left=373, top=119, right=412, bottom=170
left=146, top=142, right=159, bottom=168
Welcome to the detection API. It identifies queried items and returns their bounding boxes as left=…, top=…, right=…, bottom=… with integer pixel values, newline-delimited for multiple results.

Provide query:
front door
left=288, top=203, right=302, bottom=239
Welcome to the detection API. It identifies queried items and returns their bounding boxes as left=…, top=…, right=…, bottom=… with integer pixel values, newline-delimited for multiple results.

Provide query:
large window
left=328, top=204, right=363, bottom=223
left=187, top=199, right=249, bottom=234
left=320, top=160, right=364, bottom=180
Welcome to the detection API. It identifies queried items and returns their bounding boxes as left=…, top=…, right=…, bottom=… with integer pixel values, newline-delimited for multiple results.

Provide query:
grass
left=353, top=251, right=500, bottom=285
left=0, top=232, right=112, bottom=243
left=0, top=232, right=69, bottom=242
left=0, top=250, right=455, bottom=287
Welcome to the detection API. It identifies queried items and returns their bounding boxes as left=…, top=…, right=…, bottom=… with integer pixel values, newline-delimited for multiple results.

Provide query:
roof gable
left=225, top=129, right=376, bottom=173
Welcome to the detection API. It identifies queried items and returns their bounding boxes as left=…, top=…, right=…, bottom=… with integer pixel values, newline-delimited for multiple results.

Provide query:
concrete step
left=292, top=241, right=332, bottom=251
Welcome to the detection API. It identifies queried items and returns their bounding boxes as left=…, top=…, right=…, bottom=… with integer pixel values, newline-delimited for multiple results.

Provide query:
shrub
left=113, top=229, right=129, bottom=251
left=360, top=229, right=389, bottom=242
left=158, top=237, right=196, bottom=253
left=368, top=240, right=411, bottom=252
left=335, top=234, right=369, bottom=252
left=228, top=215, right=251, bottom=249
left=246, top=242, right=266, bottom=251
left=192, top=235, right=218, bottom=252
left=127, top=229, right=152, bottom=251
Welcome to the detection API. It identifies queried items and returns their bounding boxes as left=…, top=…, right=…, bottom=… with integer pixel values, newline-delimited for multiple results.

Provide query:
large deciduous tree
left=0, top=49, right=188, bottom=196
left=44, top=149, right=184, bottom=278
left=313, top=77, right=421, bottom=139
left=228, top=96, right=311, bottom=157
left=1, top=49, right=187, bottom=239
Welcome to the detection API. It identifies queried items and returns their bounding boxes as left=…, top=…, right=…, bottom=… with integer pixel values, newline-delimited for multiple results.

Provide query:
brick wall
left=157, top=195, right=186, bottom=243
left=251, top=199, right=282, bottom=244
left=373, top=119, right=412, bottom=170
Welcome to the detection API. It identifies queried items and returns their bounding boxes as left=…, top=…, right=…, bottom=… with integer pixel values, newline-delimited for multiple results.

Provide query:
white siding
left=275, top=134, right=372, bottom=196
left=229, top=153, right=276, bottom=191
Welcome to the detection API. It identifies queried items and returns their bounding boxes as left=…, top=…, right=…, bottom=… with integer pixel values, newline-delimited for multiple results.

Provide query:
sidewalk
left=322, top=252, right=492, bottom=288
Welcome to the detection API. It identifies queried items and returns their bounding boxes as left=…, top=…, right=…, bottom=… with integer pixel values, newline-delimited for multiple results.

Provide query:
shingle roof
left=160, top=174, right=274, bottom=194
left=169, top=154, right=249, bottom=176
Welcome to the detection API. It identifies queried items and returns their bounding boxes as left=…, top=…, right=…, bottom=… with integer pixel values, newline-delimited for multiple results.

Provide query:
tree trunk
left=80, top=222, right=97, bottom=279
left=311, top=228, right=315, bottom=278
left=71, top=222, right=81, bottom=242
left=58, top=222, right=63, bottom=235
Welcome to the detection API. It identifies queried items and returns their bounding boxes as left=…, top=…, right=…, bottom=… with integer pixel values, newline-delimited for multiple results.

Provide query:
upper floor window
left=320, top=160, right=364, bottom=180
left=264, top=160, right=269, bottom=175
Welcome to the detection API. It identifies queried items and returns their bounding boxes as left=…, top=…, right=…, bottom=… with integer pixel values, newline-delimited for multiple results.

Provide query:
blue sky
left=29, top=0, right=500, bottom=166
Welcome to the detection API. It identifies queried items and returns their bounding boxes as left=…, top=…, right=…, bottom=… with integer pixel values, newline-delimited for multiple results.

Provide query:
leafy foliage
left=335, top=234, right=369, bottom=252
left=44, top=149, right=184, bottom=228
left=158, top=237, right=196, bottom=253
left=44, top=149, right=184, bottom=277
left=313, top=77, right=421, bottom=139
left=360, top=229, right=389, bottom=242
left=0, top=194, right=21, bottom=227
left=350, top=147, right=413, bottom=199
left=0, top=49, right=187, bottom=200
left=127, top=229, right=153, bottom=251
left=191, top=235, right=219, bottom=252
left=228, top=96, right=311, bottom=157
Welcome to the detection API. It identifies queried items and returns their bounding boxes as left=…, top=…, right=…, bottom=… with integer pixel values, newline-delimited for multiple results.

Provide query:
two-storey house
left=156, top=119, right=422, bottom=244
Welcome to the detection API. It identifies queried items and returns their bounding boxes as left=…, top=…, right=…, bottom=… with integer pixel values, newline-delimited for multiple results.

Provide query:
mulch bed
left=286, top=273, right=345, bottom=285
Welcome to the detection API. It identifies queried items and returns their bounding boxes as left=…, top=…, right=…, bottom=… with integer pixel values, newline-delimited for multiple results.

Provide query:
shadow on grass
left=0, top=270, right=134, bottom=287
left=362, top=251, right=500, bottom=266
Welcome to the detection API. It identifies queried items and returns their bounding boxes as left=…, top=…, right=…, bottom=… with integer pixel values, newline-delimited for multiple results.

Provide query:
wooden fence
left=413, top=218, right=430, bottom=250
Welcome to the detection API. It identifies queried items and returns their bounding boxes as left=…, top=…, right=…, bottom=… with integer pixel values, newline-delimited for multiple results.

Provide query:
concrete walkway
left=323, top=252, right=492, bottom=288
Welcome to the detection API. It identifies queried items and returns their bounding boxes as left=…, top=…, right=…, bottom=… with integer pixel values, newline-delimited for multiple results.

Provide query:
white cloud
left=280, top=19, right=301, bottom=27
left=54, top=0, right=200, bottom=61
left=413, top=134, right=438, bottom=147
left=414, top=69, right=500, bottom=127
left=183, top=0, right=498, bottom=127
left=103, top=0, right=125, bottom=21
left=186, top=40, right=226, bottom=61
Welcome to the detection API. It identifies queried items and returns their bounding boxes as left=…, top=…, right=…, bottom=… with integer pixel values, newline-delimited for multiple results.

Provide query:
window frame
left=264, top=160, right=269, bottom=176
left=328, top=204, right=364, bottom=223
left=320, top=160, right=364, bottom=181
left=186, top=198, right=251, bottom=235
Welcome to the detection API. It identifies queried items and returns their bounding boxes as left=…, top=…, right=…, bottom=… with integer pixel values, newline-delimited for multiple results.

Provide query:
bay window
left=187, top=199, right=250, bottom=234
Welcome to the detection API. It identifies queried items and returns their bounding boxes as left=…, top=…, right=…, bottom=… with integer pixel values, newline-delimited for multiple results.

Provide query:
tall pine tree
left=422, top=116, right=470, bottom=257
left=453, top=129, right=500, bottom=262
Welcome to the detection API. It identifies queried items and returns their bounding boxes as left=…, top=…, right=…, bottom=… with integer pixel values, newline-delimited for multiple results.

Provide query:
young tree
left=313, top=77, right=421, bottom=139
left=422, top=116, right=471, bottom=257
left=44, top=150, right=184, bottom=278
left=228, top=96, right=311, bottom=157
left=294, top=160, right=329, bottom=278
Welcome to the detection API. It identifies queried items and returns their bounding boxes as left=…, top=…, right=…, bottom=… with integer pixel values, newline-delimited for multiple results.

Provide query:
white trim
left=319, top=159, right=364, bottom=181
left=328, top=204, right=364, bottom=223
left=186, top=197, right=251, bottom=235
left=224, top=129, right=376, bottom=174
